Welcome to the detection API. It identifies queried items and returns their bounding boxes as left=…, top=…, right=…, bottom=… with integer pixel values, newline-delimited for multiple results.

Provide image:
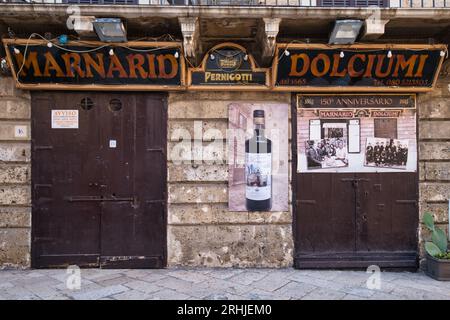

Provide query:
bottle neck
left=254, top=124, right=265, bottom=135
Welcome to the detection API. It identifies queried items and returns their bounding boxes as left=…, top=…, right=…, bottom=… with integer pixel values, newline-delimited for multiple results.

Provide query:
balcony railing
left=0, top=0, right=448, bottom=7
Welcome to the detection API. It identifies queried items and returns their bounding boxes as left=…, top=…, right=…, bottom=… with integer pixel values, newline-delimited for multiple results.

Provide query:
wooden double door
left=294, top=172, right=418, bottom=269
left=31, top=92, right=167, bottom=268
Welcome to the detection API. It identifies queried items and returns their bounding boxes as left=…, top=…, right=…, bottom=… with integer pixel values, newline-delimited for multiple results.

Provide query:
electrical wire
left=13, top=32, right=182, bottom=82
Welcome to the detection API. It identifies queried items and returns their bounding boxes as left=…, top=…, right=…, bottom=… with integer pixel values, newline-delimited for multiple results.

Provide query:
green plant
left=423, top=212, right=449, bottom=259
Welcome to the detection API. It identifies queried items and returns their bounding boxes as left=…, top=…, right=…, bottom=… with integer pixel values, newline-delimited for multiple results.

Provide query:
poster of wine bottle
left=228, top=103, right=288, bottom=212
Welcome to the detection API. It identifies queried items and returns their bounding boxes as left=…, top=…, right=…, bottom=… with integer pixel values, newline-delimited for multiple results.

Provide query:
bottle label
left=245, top=152, right=272, bottom=201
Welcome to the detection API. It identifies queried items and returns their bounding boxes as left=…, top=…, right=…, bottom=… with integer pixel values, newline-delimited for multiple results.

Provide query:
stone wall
left=418, top=64, right=450, bottom=268
left=167, top=92, right=294, bottom=267
left=0, top=77, right=31, bottom=268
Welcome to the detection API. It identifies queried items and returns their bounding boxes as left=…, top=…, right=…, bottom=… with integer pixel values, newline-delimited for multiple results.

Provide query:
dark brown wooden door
left=294, top=172, right=418, bottom=269
left=31, top=92, right=167, bottom=268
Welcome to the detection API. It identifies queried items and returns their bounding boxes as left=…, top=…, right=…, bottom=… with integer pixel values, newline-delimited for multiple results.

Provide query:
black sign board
left=188, top=43, right=270, bottom=90
left=275, top=44, right=446, bottom=92
left=297, top=94, right=416, bottom=109
left=4, top=39, right=184, bottom=90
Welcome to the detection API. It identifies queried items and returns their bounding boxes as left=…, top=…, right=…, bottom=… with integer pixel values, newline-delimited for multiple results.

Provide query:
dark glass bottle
left=245, top=110, right=272, bottom=211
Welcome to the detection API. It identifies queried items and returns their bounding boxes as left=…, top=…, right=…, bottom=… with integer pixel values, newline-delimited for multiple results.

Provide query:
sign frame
left=273, top=43, right=447, bottom=92
left=297, top=93, right=417, bottom=110
left=3, top=38, right=186, bottom=91
left=187, top=42, right=270, bottom=91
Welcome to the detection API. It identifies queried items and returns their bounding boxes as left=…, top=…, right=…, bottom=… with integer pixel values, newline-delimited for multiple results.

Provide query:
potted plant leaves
left=423, top=212, right=450, bottom=281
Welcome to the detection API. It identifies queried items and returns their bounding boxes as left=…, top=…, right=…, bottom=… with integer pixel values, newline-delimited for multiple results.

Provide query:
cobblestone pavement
left=0, top=268, right=449, bottom=300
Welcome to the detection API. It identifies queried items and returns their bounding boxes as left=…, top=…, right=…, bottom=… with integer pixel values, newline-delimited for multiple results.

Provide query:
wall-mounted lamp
left=93, top=18, right=127, bottom=43
left=329, top=20, right=363, bottom=45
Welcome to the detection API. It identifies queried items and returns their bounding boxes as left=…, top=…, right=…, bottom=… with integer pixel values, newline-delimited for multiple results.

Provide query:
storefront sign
left=188, top=43, right=270, bottom=90
left=3, top=39, right=184, bottom=90
left=298, top=94, right=415, bottom=109
left=275, top=44, right=446, bottom=92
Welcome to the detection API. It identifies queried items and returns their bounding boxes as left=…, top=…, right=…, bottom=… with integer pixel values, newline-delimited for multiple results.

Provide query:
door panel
left=32, top=92, right=167, bottom=268
left=296, top=173, right=356, bottom=254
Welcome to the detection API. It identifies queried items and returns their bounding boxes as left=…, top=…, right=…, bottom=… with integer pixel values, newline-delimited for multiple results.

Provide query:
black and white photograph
left=305, top=138, right=349, bottom=170
left=364, top=137, right=409, bottom=169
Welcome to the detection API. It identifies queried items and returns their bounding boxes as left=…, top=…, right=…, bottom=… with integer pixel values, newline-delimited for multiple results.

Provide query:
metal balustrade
left=0, top=0, right=448, bottom=7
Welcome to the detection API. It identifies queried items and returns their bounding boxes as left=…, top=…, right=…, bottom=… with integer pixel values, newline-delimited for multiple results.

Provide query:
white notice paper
left=51, top=110, right=79, bottom=129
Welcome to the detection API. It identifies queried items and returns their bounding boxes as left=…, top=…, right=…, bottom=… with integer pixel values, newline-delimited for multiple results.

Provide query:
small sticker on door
left=51, top=110, right=78, bottom=129
left=109, top=140, right=117, bottom=148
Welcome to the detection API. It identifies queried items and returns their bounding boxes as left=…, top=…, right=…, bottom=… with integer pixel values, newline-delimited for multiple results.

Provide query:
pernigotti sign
left=51, top=110, right=78, bottom=129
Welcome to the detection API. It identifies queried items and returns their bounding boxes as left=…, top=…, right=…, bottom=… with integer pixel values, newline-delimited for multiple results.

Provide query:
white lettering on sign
left=51, top=110, right=79, bottom=129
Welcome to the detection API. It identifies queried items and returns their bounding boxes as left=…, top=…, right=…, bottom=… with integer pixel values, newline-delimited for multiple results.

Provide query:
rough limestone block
left=0, top=186, right=31, bottom=205
left=418, top=98, right=450, bottom=119
left=0, top=122, right=30, bottom=141
left=419, top=162, right=425, bottom=181
left=419, top=183, right=450, bottom=202
left=168, top=92, right=291, bottom=104
left=168, top=120, right=228, bottom=142
left=168, top=203, right=292, bottom=225
left=419, top=121, right=450, bottom=140
left=168, top=183, right=228, bottom=203
left=418, top=142, right=450, bottom=160
left=167, top=224, right=293, bottom=267
left=0, top=99, right=31, bottom=119
left=168, top=141, right=227, bottom=164
left=419, top=202, right=449, bottom=224
left=424, top=162, right=450, bottom=181
left=0, top=77, right=30, bottom=99
left=0, top=164, right=30, bottom=184
left=0, top=228, right=30, bottom=268
left=0, top=143, right=31, bottom=162
left=168, top=163, right=228, bottom=182
left=0, top=207, right=31, bottom=228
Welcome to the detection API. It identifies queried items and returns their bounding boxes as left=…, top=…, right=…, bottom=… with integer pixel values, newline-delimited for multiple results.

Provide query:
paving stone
left=167, top=270, right=212, bottom=283
left=341, top=294, right=368, bottom=300
left=112, top=289, right=153, bottom=300
left=227, top=271, right=267, bottom=286
left=1, top=268, right=450, bottom=300
left=148, top=288, right=191, bottom=300
left=301, top=288, right=346, bottom=300
left=202, top=292, right=246, bottom=300
left=70, top=284, right=129, bottom=300
left=94, top=275, right=134, bottom=287
left=243, top=289, right=290, bottom=300
left=252, top=272, right=292, bottom=292
left=124, top=280, right=162, bottom=294
left=199, top=278, right=252, bottom=296
left=207, top=269, right=246, bottom=280
left=273, top=281, right=317, bottom=299
left=340, top=287, right=377, bottom=298
left=154, top=276, right=197, bottom=291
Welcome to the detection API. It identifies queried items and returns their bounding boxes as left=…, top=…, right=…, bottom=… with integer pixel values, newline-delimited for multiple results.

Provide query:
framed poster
left=228, top=103, right=288, bottom=211
left=297, top=94, right=417, bottom=173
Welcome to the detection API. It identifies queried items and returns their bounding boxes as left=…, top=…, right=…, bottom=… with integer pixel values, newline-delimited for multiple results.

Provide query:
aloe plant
left=423, top=212, right=449, bottom=258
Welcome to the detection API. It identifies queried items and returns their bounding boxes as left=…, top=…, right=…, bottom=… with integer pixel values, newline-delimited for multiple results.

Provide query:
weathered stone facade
left=0, top=70, right=449, bottom=269
left=0, top=77, right=31, bottom=268
left=167, top=92, right=294, bottom=267
left=418, top=65, right=450, bottom=267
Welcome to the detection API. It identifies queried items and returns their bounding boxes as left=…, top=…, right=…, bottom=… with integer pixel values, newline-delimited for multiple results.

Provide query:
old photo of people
left=305, top=138, right=349, bottom=170
left=364, top=137, right=409, bottom=169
